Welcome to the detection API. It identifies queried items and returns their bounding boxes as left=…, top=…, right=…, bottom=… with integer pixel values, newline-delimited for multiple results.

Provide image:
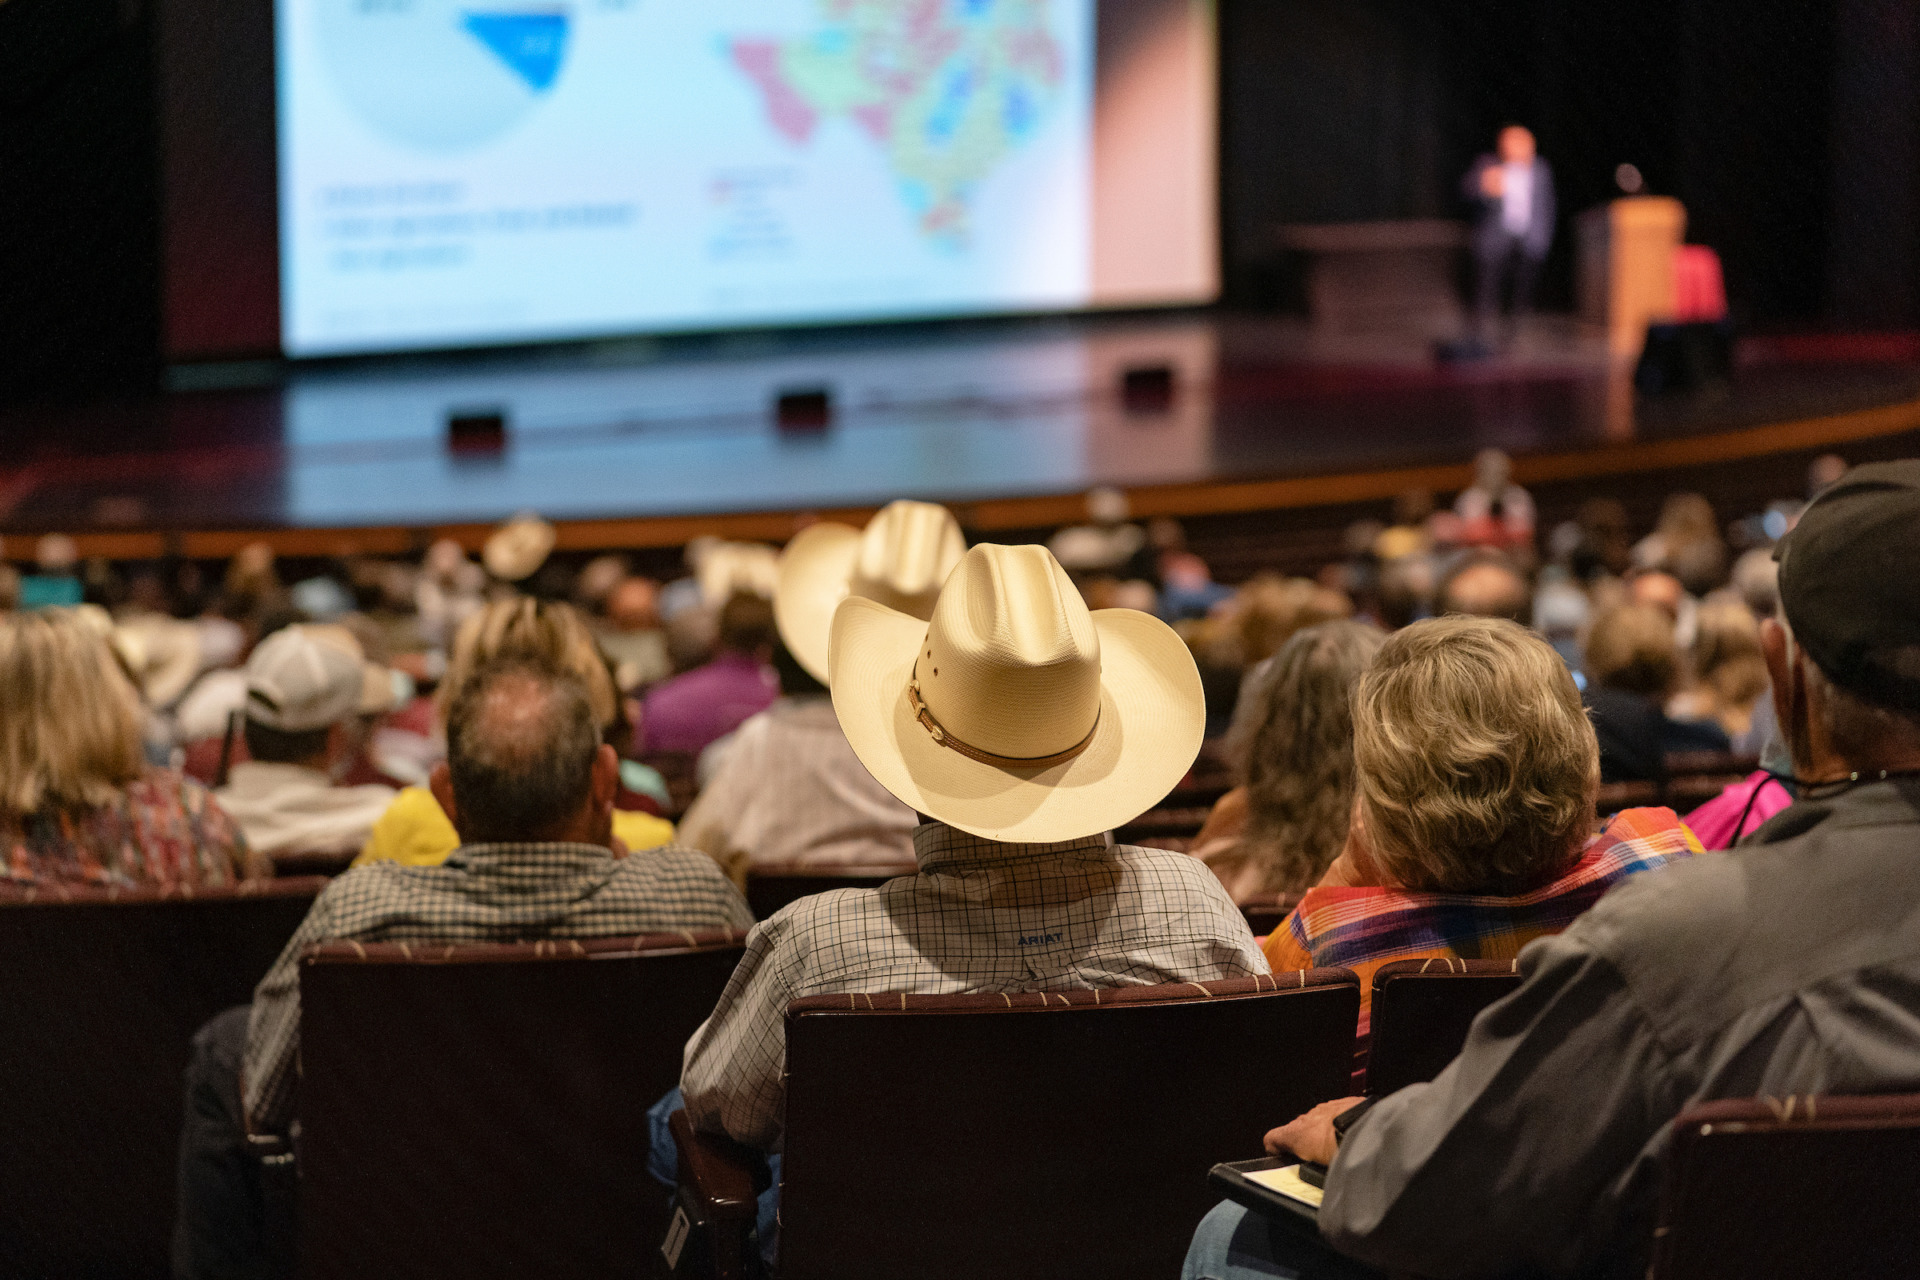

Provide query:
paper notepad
left=1242, top=1164, right=1325, bottom=1208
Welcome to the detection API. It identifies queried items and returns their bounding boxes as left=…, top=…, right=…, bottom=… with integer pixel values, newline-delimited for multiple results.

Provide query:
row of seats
left=0, top=883, right=1496, bottom=1279
left=13, top=880, right=1916, bottom=1280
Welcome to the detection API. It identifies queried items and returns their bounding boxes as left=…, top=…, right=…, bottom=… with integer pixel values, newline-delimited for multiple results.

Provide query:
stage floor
left=3, top=313, right=1918, bottom=556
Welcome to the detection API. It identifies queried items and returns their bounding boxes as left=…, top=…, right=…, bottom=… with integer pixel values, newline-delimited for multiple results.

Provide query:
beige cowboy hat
left=483, top=511, right=557, bottom=583
left=688, top=538, right=781, bottom=608
left=829, top=543, right=1204, bottom=843
left=776, top=500, right=967, bottom=683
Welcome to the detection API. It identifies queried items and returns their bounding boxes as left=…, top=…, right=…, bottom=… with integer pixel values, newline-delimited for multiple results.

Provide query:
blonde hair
left=1230, top=621, right=1387, bottom=895
left=1693, top=598, right=1768, bottom=710
left=0, top=610, right=148, bottom=815
left=1231, top=574, right=1352, bottom=667
left=1585, top=604, right=1680, bottom=698
left=1352, top=616, right=1598, bottom=894
left=438, top=598, right=618, bottom=732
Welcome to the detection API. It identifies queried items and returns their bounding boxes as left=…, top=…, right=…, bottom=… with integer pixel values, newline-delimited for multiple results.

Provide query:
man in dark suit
left=1464, top=125, right=1556, bottom=347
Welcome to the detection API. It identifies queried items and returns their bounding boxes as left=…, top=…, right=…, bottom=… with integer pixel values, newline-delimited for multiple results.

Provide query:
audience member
left=1633, top=491, right=1728, bottom=596
left=596, top=575, right=672, bottom=691
left=1184, top=459, right=1920, bottom=1280
left=173, top=659, right=753, bottom=1279
left=1670, top=596, right=1771, bottom=747
left=677, top=640, right=916, bottom=882
left=1730, top=543, right=1782, bottom=617
left=1263, top=616, right=1698, bottom=1048
left=1435, top=550, right=1531, bottom=624
left=212, top=626, right=399, bottom=861
left=1190, top=621, right=1386, bottom=902
left=637, top=591, right=779, bottom=756
left=1583, top=603, right=1729, bottom=781
left=0, top=609, right=259, bottom=888
left=481, top=511, right=556, bottom=587
left=414, top=537, right=485, bottom=650
left=1452, top=449, right=1534, bottom=551
left=1048, top=485, right=1150, bottom=575
left=771, top=498, right=967, bottom=683
left=357, top=598, right=673, bottom=868
left=658, top=544, right=1267, bottom=1260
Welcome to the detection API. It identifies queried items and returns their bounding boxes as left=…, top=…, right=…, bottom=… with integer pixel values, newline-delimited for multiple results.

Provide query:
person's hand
left=1480, top=166, right=1505, bottom=198
left=1264, top=1096, right=1366, bottom=1166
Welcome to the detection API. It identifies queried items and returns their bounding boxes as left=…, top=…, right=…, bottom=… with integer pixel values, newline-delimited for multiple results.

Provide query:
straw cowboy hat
left=687, top=538, right=781, bottom=608
left=776, top=500, right=967, bottom=683
left=829, top=543, right=1204, bottom=843
left=483, top=511, right=557, bottom=583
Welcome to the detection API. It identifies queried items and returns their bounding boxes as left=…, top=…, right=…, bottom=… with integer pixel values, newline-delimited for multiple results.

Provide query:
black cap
left=1775, top=460, right=1920, bottom=713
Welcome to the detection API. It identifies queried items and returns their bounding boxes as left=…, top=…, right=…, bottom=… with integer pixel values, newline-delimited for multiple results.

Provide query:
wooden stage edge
left=51, top=392, right=1920, bottom=563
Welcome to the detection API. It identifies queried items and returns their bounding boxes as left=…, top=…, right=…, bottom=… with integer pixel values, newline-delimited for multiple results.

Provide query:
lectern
left=1576, top=196, right=1688, bottom=357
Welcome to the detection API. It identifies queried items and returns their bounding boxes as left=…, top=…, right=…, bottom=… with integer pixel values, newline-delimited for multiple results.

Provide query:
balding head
left=434, top=660, right=614, bottom=846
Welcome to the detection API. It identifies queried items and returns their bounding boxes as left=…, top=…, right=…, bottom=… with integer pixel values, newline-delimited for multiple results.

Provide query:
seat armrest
left=670, top=1109, right=762, bottom=1224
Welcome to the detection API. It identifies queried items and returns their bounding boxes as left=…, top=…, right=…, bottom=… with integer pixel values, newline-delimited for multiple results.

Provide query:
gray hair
left=445, top=659, right=600, bottom=843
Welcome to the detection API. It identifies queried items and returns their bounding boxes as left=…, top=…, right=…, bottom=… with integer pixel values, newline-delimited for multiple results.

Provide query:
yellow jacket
left=354, top=786, right=676, bottom=868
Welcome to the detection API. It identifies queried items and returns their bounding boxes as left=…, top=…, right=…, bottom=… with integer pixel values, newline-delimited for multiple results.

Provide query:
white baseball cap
left=244, top=626, right=367, bottom=733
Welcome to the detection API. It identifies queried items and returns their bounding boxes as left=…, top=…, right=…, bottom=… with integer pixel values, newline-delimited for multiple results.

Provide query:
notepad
left=1242, top=1164, right=1325, bottom=1208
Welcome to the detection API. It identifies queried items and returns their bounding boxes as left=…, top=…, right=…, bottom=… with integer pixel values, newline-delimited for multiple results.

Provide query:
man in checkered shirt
left=654, top=543, right=1268, bottom=1261
left=174, top=659, right=751, bottom=1280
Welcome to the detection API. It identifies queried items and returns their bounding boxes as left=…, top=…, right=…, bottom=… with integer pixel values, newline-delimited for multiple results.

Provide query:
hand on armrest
left=669, top=1108, right=765, bottom=1223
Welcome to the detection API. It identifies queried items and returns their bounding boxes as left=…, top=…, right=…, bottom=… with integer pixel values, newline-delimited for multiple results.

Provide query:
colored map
left=730, top=0, right=1069, bottom=248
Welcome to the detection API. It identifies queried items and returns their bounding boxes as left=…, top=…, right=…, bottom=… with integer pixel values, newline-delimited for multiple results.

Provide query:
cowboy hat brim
left=828, top=596, right=1205, bottom=843
left=775, top=522, right=862, bottom=683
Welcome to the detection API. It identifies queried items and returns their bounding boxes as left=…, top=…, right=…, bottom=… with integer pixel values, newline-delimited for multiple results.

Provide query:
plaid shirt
left=243, top=841, right=753, bottom=1132
left=677, top=697, right=919, bottom=877
left=680, top=822, right=1268, bottom=1150
left=1264, top=807, right=1702, bottom=1043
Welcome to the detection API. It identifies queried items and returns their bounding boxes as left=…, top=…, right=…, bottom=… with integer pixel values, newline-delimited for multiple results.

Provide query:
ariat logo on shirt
left=1017, top=931, right=1062, bottom=946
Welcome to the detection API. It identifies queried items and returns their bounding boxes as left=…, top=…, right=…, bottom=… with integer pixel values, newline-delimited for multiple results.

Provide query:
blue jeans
left=646, top=1087, right=781, bottom=1271
left=1182, top=1202, right=1386, bottom=1280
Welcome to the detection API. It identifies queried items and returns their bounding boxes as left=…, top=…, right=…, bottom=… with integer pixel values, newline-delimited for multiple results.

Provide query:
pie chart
left=316, top=0, right=571, bottom=152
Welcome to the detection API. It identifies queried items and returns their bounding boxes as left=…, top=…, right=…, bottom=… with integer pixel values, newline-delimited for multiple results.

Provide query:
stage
left=3, top=313, right=1919, bottom=561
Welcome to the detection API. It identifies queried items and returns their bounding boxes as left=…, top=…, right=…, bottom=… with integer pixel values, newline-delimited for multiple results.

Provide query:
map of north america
left=731, top=0, right=1068, bottom=248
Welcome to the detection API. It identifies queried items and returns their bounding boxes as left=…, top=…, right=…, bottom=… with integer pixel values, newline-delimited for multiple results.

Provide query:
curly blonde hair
left=1229, top=621, right=1386, bottom=895
left=1352, top=616, right=1598, bottom=894
left=0, top=609, right=148, bottom=816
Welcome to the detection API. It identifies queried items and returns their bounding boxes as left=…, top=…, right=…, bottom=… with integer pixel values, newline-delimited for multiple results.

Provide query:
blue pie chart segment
left=315, top=0, right=571, bottom=153
left=463, top=12, right=569, bottom=91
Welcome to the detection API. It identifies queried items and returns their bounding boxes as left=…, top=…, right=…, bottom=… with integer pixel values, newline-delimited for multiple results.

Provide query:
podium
left=1576, top=196, right=1688, bottom=357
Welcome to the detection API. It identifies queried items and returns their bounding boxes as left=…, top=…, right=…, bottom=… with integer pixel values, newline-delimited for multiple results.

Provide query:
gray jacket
left=1321, top=778, right=1920, bottom=1279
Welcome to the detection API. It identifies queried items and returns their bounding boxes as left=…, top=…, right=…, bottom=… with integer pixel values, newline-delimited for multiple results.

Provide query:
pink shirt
left=638, top=652, right=779, bottom=756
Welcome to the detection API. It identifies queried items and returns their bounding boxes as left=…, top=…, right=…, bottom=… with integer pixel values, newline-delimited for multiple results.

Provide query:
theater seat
left=743, top=863, right=916, bottom=920
left=270, top=848, right=360, bottom=878
left=1364, top=957, right=1524, bottom=1096
left=294, top=929, right=747, bottom=1280
left=1238, top=892, right=1301, bottom=940
left=1650, top=1093, right=1920, bottom=1278
left=0, top=878, right=326, bottom=1279
left=671, top=969, right=1361, bottom=1280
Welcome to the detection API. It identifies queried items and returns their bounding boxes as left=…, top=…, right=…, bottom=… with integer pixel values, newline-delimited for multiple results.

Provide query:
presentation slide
left=276, top=0, right=1216, bottom=356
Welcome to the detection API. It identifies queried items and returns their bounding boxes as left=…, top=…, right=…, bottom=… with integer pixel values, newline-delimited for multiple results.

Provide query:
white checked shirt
left=243, top=841, right=753, bottom=1132
left=680, top=823, right=1269, bottom=1150
left=677, top=697, right=918, bottom=875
